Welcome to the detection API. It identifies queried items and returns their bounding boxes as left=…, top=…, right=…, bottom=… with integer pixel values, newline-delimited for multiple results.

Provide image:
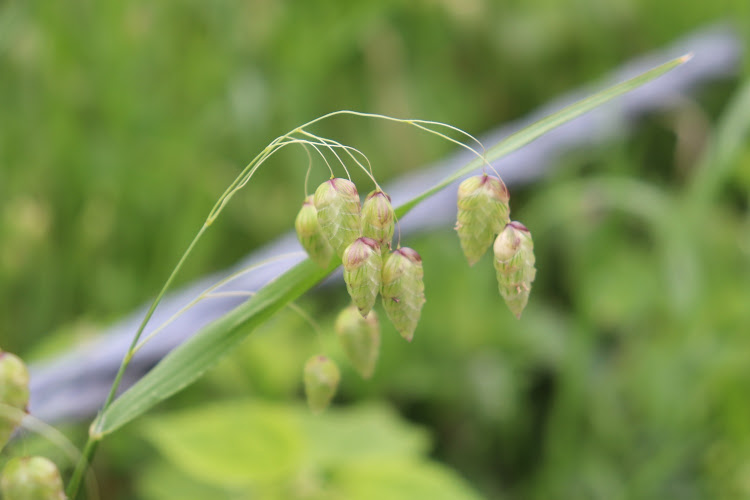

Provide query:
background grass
left=1, top=1, right=749, bottom=499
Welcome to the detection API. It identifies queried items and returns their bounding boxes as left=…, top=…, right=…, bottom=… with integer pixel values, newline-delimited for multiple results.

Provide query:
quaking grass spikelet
left=361, top=190, right=395, bottom=253
left=342, top=237, right=382, bottom=316
left=303, top=355, right=340, bottom=414
left=314, top=178, right=361, bottom=257
left=1, top=457, right=66, bottom=500
left=493, top=221, right=536, bottom=318
left=456, top=174, right=510, bottom=265
left=295, top=195, right=334, bottom=267
left=0, top=351, right=29, bottom=448
left=335, top=305, right=380, bottom=379
left=381, top=247, right=425, bottom=342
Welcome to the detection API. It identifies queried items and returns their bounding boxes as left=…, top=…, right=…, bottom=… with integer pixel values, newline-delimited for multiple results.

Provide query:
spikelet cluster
left=493, top=222, right=536, bottom=318
left=296, top=179, right=430, bottom=412
left=1, top=457, right=66, bottom=500
left=342, top=237, right=382, bottom=316
left=381, top=247, right=425, bottom=342
left=303, top=355, right=340, bottom=414
left=361, top=190, right=395, bottom=253
left=455, top=173, right=535, bottom=317
left=313, top=178, right=361, bottom=256
left=335, top=305, right=380, bottom=379
left=295, top=195, right=333, bottom=268
left=456, top=174, right=510, bottom=265
left=0, top=350, right=30, bottom=449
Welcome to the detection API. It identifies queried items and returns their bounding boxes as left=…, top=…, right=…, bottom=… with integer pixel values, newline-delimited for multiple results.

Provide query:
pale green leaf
left=140, top=401, right=304, bottom=486
left=332, top=459, right=486, bottom=500
left=301, top=402, right=430, bottom=465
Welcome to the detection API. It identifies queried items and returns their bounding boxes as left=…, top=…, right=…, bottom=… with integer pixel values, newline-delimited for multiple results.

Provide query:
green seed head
left=493, top=222, right=536, bottom=319
left=342, top=237, right=383, bottom=317
left=456, top=174, right=510, bottom=266
left=1, top=456, right=66, bottom=500
left=361, top=190, right=395, bottom=253
left=295, top=196, right=334, bottom=267
left=0, top=351, right=30, bottom=449
left=381, top=247, right=426, bottom=342
left=314, top=178, right=362, bottom=257
left=335, top=305, right=381, bottom=379
left=303, top=355, right=341, bottom=414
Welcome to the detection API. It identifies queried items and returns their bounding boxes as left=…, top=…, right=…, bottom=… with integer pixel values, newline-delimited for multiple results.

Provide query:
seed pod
left=361, top=190, right=395, bottom=253
left=381, top=247, right=426, bottom=342
left=335, top=305, right=380, bottom=379
left=342, top=237, right=383, bottom=316
left=493, top=221, right=536, bottom=319
left=1, top=456, right=66, bottom=500
left=295, top=195, right=334, bottom=267
left=0, top=351, right=30, bottom=449
left=303, top=355, right=340, bottom=414
left=314, top=178, right=361, bottom=257
left=455, top=174, right=510, bottom=266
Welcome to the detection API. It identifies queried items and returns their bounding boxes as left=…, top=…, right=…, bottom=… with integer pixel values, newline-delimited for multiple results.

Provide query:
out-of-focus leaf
left=136, top=462, right=234, bottom=500
left=140, top=401, right=303, bottom=486
left=301, top=403, right=430, bottom=465
left=139, top=401, right=431, bottom=490
left=332, top=459, right=486, bottom=500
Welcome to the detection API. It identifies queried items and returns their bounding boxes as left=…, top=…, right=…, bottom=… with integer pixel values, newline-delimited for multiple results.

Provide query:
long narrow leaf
left=395, top=53, right=690, bottom=217
left=97, top=54, right=689, bottom=435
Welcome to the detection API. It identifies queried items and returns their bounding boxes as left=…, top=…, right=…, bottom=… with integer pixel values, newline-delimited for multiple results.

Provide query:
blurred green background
left=2, top=0, right=750, bottom=499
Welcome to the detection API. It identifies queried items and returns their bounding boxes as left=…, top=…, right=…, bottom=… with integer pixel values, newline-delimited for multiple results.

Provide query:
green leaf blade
left=96, top=258, right=337, bottom=435
left=395, top=53, right=691, bottom=218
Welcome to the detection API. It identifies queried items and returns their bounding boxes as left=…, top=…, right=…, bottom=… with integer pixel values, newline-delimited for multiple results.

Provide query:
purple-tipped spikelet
left=455, top=174, right=510, bottom=265
left=361, top=190, right=395, bottom=253
left=381, top=247, right=425, bottom=342
left=303, top=355, right=340, bottom=414
left=0, top=351, right=30, bottom=449
left=295, top=195, right=334, bottom=267
left=493, top=222, right=536, bottom=318
left=342, top=237, right=383, bottom=316
left=1, top=456, right=66, bottom=500
left=335, top=305, right=381, bottom=379
left=314, top=178, right=362, bottom=257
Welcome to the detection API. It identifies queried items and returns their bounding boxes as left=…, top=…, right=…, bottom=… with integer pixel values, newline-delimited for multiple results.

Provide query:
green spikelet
left=342, top=237, right=382, bottom=316
left=303, top=355, right=340, bottom=414
left=493, top=221, right=536, bottom=318
left=455, top=174, right=510, bottom=265
left=361, top=190, right=395, bottom=253
left=314, top=178, right=361, bottom=257
left=1, top=456, right=66, bottom=500
left=0, top=351, right=30, bottom=449
left=335, top=305, right=380, bottom=379
left=381, top=247, right=426, bottom=342
left=295, top=195, right=334, bottom=267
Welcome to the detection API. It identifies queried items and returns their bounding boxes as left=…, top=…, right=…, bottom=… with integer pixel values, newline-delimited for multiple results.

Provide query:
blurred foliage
left=1, top=0, right=750, bottom=499
left=135, top=401, right=481, bottom=500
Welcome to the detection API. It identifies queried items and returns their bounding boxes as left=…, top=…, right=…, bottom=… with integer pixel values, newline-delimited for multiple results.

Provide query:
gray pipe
left=27, top=25, right=742, bottom=424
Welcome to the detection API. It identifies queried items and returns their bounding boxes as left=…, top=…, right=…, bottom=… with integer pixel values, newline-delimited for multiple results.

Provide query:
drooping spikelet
left=335, top=305, right=381, bottom=379
left=493, top=221, right=536, bottom=319
left=314, top=178, right=361, bottom=257
left=303, top=355, right=340, bottom=414
left=342, top=237, right=382, bottom=316
left=361, top=190, right=395, bottom=253
left=1, top=456, right=66, bottom=500
left=0, top=351, right=29, bottom=449
left=381, top=247, right=426, bottom=342
left=455, top=174, right=510, bottom=266
left=295, top=195, right=334, bottom=267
